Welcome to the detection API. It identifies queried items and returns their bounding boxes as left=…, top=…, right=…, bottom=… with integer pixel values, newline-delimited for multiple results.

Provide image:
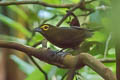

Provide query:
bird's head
left=34, top=24, right=55, bottom=35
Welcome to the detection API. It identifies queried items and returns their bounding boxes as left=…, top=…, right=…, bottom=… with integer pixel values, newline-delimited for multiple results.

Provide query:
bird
left=34, top=24, right=93, bottom=49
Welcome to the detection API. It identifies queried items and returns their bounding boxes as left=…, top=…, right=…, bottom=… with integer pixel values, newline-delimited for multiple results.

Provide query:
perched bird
left=34, top=24, right=93, bottom=49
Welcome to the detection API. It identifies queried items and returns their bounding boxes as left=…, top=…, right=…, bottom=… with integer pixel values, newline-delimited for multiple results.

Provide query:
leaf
left=25, top=69, right=44, bottom=80
left=7, top=5, right=29, bottom=21
left=0, top=14, right=30, bottom=36
left=90, top=10, right=101, bottom=23
left=10, top=55, right=35, bottom=75
left=56, top=68, right=67, bottom=76
left=43, top=0, right=60, bottom=4
left=25, top=64, right=52, bottom=80
left=90, top=42, right=105, bottom=55
left=0, top=34, right=26, bottom=43
left=72, top=0, right=79, bottom=3
left=87, top=31, right=106, bottom=42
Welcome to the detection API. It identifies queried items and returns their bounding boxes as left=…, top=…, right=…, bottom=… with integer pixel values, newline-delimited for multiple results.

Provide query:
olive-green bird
left=34, top=24, right=93, bottom=49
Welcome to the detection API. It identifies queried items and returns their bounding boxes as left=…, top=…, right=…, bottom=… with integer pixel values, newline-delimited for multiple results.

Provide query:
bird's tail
left=88, top=27, right=103, bottom=32
left=85, top=31, right=94, bottom=38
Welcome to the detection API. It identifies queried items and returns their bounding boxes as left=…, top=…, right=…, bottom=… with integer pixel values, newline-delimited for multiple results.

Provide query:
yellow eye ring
left=41, top=25, right=49, bottom=31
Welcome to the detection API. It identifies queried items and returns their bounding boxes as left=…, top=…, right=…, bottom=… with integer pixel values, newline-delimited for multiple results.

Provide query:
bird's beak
left=34, top=27, right=42, bottom=32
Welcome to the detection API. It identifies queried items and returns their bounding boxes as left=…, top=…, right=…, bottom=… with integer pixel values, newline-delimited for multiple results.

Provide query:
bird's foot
left=56, top=49, right=65, bottom=54
left=56, top=49, right=69, bottom=57
left=56, top=51, right=69, bottom=57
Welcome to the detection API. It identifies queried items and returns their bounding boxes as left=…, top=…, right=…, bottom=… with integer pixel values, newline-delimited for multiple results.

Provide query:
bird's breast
left=42, top=28, right=92, bottom=48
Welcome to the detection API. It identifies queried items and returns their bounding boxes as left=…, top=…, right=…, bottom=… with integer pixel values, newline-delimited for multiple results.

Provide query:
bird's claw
left=56, top=51, right=69, bottom=57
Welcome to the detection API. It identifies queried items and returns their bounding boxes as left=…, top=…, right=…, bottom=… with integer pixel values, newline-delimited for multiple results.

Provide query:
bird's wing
left=71, top=26, right=94, bottom=31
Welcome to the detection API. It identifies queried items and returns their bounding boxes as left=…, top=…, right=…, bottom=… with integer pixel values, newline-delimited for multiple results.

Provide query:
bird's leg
left=56, top=49, right=66, bottom=54
left=56, top=49, right=69, bottom=57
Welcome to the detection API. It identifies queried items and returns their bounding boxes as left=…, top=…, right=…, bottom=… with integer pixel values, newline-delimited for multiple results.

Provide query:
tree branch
left=27, top=40, right=48, bottom=80
left=56, top=0, right=95, bottom=27
left=115, top=43, right=120, bottom=80
left=56, top=0, right=86, bottom=27
left=0, top=40, right=116, bottom=80
left=0, top=0, right=96, bottom=28
left=0, top=0, right=96, bottom=8
left=66, top=68, right=76, bottom=80
left=0, top=1, right=74, bottom=8
left=86, top=0, right=96, bottom=4
left=100, top=58, right=116, bottom=63
left=28, top=55, right=48, bottom=80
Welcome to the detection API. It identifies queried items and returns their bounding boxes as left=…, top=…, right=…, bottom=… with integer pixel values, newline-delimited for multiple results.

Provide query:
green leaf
left=25, top=69, right=44, bottom=80
left=56, top=68, right=67, bottom=76
left=0, top=14, right=30, bottom=36
left=0, top=34, right=26, bottom=43
left=25, top=64, right=52, bottom=80
left=90, top=42, right=105, bottom=55
left=43, top=0, right=60, bottom=4
left=88, top=31, right=106, bottom=42
left=71, top=0, right=79, bottom=3
left=90, top=10, right=101, bottom=23
left=28, top=33, right=44, bottom=46
left=7, top=5, right=29, bottom=21
left=10, top=55, right=35, bottom=75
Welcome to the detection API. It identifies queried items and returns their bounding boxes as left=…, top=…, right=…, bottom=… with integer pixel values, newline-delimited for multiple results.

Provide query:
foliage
left=0, top=0, right=116, bottom=80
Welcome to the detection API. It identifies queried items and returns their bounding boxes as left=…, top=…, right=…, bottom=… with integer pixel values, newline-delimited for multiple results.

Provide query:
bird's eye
left=41, top=25, right=49, bottom=31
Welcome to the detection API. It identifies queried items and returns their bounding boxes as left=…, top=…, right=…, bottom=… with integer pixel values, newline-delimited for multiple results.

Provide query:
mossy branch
left=0, top=40, right=116, bottom=80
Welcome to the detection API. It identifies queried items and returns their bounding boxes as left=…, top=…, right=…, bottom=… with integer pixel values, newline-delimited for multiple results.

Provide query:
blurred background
left=0, top=0, right=118, bottom=80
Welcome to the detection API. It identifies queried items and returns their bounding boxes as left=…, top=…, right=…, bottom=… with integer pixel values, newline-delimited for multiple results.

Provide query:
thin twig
left=56, top=0, right=95, bottom=27
left=26, top=32, right=35, bottom=45
left=61, top=71, right=69, bottom=80
left=100, top=58, right=116, bottom=63
left=61, top=71, right=84, bottom=80
left=66, top=68, right=76, bottom=80
left=28, top=55, right=48, bottom=80
left=115, top=42, right=120, bottom=80
left=80, top=9, right=95, bottom=16
left=32, top=41, right=42, bottom=47
left=86, top=0, right=97, bottom=4
left=75, top=72, right=84, bottom=80
left=0, top=1, right=75, bottom=8
left=27, top=40, right=48, bottom=80
left=56, top=0, right=85, bottom=27
left=0, top=0, right=96, bottom=8
left=104, top=33, right=112, bottom=58
left=41, top=15, right=57, bottom=25
left=41, top=39, right=47, bottom=48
